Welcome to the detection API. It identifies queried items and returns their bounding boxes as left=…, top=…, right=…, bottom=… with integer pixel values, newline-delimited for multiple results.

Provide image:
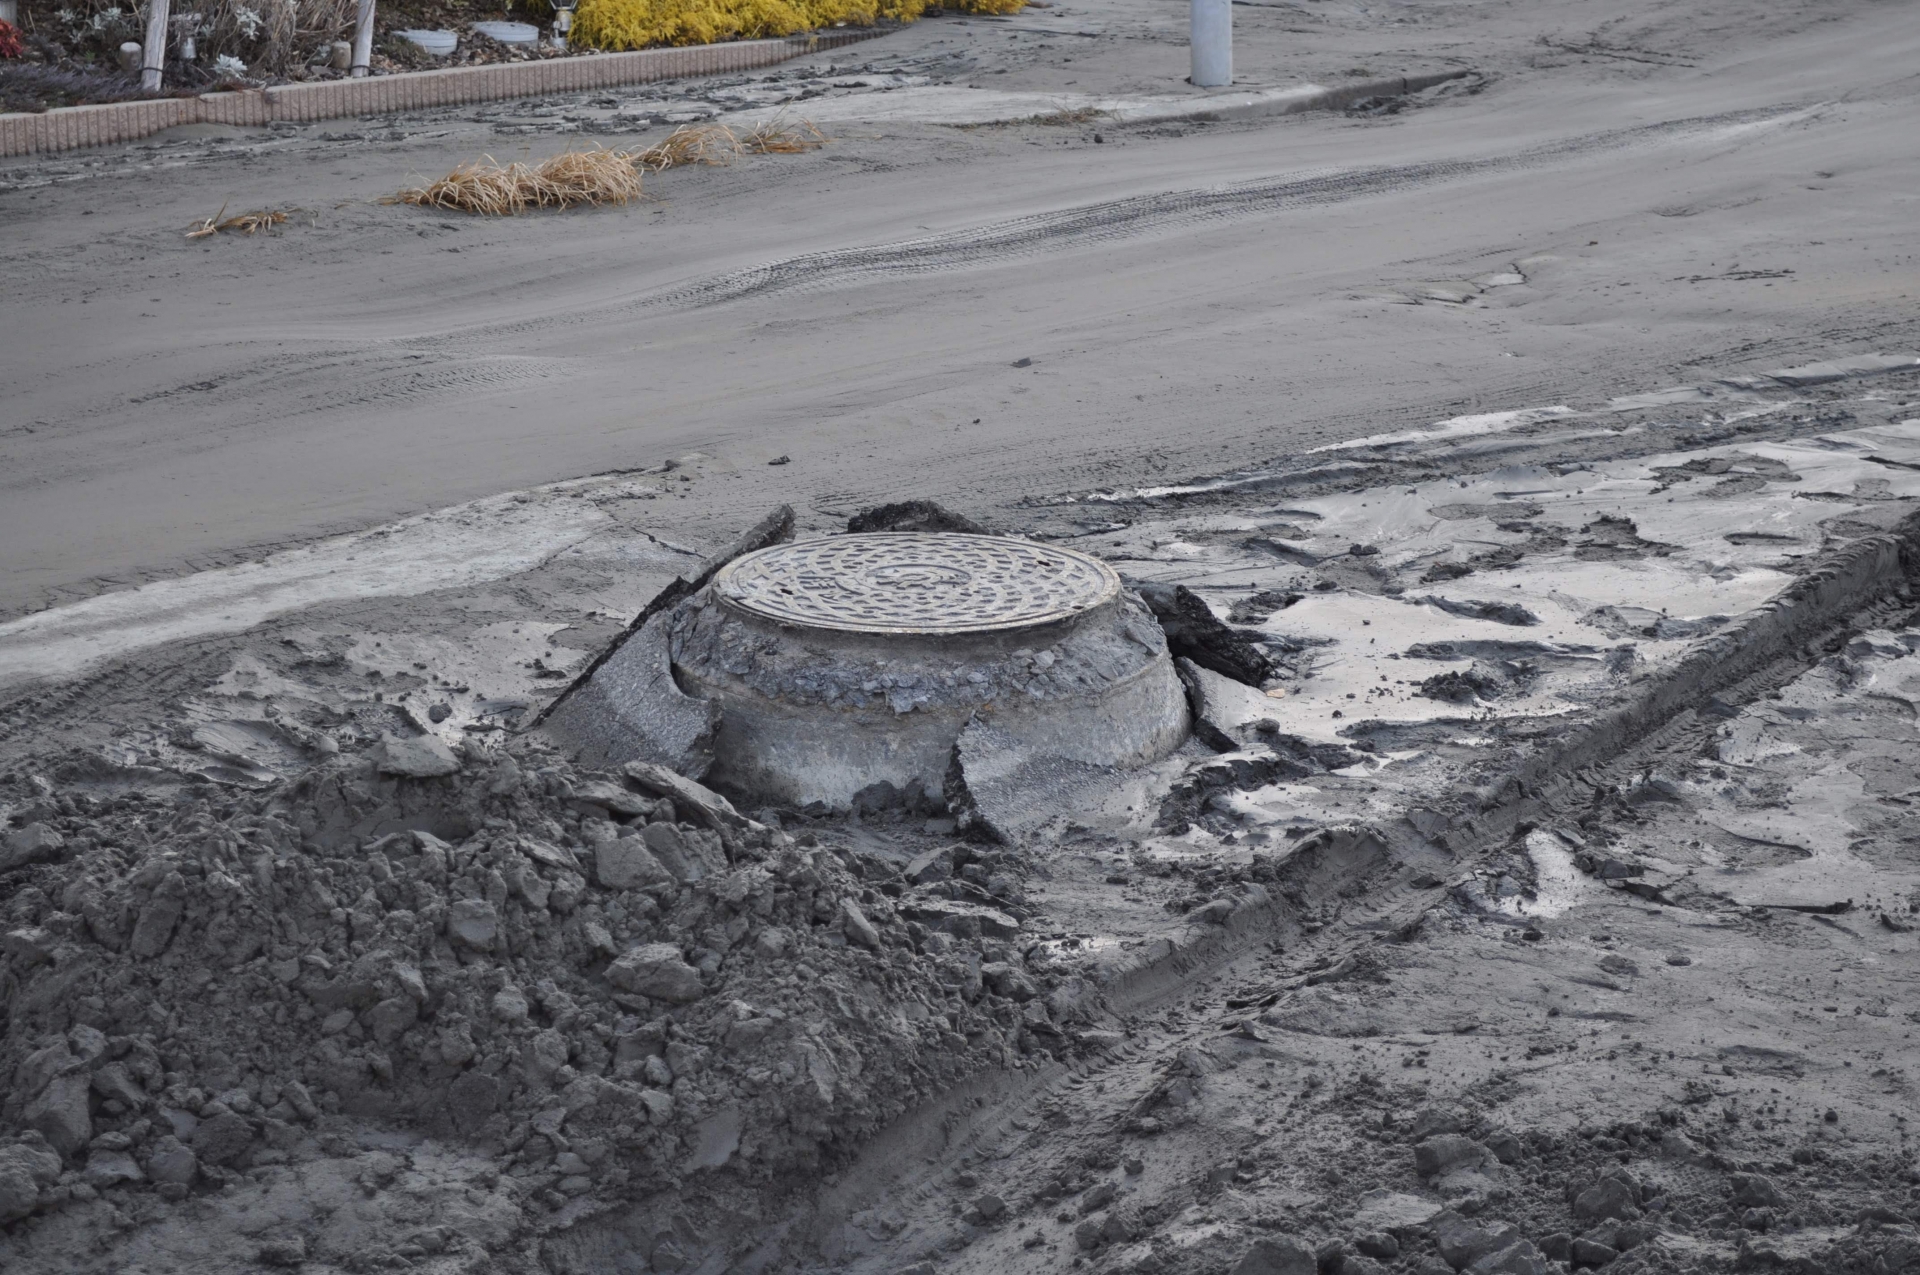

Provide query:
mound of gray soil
left=0, top=739, right=1089, bottom=1243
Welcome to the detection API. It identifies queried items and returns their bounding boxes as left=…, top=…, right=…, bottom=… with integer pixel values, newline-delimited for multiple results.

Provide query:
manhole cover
left=712, top=533, right=1121, bottom=635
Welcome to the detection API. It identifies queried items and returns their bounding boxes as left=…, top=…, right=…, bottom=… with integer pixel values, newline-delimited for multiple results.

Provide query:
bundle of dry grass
left=185, top=206, right=292, bottom=238
left=395, top=147, right=644, bottom=216
left=530, top=148, right=647, bottom=207
left=740, top=117, right=829, bottom=155
left=633, top=119, right=827, bottom=171
left=393, top=125, right=825, bottom=216
left=634, top=123, right=743, bottom=172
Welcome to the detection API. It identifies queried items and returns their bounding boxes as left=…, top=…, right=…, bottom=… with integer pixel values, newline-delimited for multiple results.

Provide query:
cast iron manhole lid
left=712, top=533, right=1121, bottom=635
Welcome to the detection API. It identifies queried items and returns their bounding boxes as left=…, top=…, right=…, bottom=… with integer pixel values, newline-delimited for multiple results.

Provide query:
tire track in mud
left=5, top=345, right=568, bottom=440
left=756, top=525, right=1915, bottom=1271
left=434, top=101, right=1822, bottom=353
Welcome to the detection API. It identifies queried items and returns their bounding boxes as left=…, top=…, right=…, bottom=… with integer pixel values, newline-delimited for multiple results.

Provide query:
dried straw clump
left=740, top=117, right=829, bottom=155
left=633, top=119, right=827, bottom=171
left=535, top=148, right=648, bottom=206
left=396, top=147, right=644, bottom=216
left=634, top=123, right=743, bottom=172
left=393, top=125, right=826, bottom=216
left=186, top=206, right=292, bottom=238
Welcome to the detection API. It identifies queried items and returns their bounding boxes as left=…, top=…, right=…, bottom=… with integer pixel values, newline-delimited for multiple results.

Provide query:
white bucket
left=396, top=28, right=457, bottom=56
left=473, top=20, right=539, bottom=47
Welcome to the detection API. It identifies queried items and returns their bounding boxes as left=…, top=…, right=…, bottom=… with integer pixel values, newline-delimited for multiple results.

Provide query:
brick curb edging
left=0, top=27, right=883, bottom=159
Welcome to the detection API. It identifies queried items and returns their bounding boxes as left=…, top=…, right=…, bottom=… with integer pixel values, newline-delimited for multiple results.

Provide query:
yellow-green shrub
left=572, top=0, right=1017, bottom=52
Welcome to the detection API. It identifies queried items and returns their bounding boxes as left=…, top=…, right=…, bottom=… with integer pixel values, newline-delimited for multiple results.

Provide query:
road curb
left=1082, top=68, right=1475, bottom=130
left=1158, top=68, right=1475, bottom=124
left=0, top=27, right=883, bottom=160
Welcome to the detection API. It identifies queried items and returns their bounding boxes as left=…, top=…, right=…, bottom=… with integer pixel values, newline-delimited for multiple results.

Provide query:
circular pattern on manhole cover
left=713, top=533, right=1121, bottom=635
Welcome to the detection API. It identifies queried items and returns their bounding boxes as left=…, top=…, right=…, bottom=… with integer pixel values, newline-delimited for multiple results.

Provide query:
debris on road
left=393, top=121, right=825, bottom=215
left=396, top=147, right=644, bottom=214
left=4, top=353, right=1920, bottom=1275
left=185, top=206, right=292, bottom=238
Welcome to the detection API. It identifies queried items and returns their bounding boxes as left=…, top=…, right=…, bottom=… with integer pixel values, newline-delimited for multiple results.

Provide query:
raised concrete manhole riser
left=712, top=534, right=1123, bottom=634
left=553, top=533, right=1192, bottom=810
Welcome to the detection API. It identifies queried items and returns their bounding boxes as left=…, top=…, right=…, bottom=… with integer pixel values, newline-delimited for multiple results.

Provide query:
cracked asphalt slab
left=4, top=0, right=1920, bottom=1270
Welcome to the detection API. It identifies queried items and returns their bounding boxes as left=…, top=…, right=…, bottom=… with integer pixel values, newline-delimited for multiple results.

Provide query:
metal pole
left=1190, top=0, right=1230, bottom=88
left=141, top=0, right=170, bottom=92
left=350, top=0, right=375, bottom=77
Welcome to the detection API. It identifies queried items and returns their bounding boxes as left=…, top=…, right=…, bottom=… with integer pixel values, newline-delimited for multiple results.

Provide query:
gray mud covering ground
left=4, top=363, right=1920, bottom=1274
left=9, top=0, right=1920, bottom=1265
left=0, top=741, right=1087, bottom=1270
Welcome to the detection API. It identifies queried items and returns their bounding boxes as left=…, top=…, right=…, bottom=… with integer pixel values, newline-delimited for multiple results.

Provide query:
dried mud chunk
left=1421, top=561, right=1475, bottom=583
left=596, top=836, right=673, bottom=890
left=3, top=926, right=56, bottom=967
left=1132, top=581, right=1275, bottom=686
left=1730, top=1172, right=1783, bottom=1208
left=23, top=1070, right=92, bottom=1157
left=191, top=1111, right=255, bottom=1166
left=129, top=872, right=187, bottom=958
left=1420, top=596, right=1540, bottom=627
left=568, top=779, right=655, bottom=819
left=367, top=996, right=419, bottom=1045
left=1354, top=1232, right=1400, bottom=1259
left=1415, top=1134, right=1492, bottom=1179
left=1229, top=1233, right=1316, bottom=1275
left=607, top=943, right=704, bottom=1004
left=446, top=899, right=500, bottom=951
left=376, top=733, right=462, bottom=778
left=0, top=1140, right=60, bottom=1223
left=83, top=1149, right=144, bottom=1188
left=0, top=822, right=65, bottom=872
left=446, top=1072, right=500, bottom=1134
left=258, top=1236, right=308, bottom=1267
left=1430, top=1213, right=1520, bottom=1269
left=89, top=1061, right=147, bottom=1110
left=1571, top=1176, right=1641, bottom=1223
left=145, top=1136, right=197, bottom=1186
left=901, top=899, right=1021, bottom=940
left=525, top=1029, right=570, bottom=1083
left=0, top=1167, right=40, bottom=1225
left=846, top=500, right=989, bottom=535
left=641, top=822, right=716, bottom=883
left=1574, top=514, right=1678, bottom=560
left=980, top=962, right=1036, bottom=1001
left=839, top=899, right=881, bottom=950
left=1569, top=1237, right=1618, bottom=1268
left=904, top=847, right=952, bottom=884
left=0, top=1140, right=62, bottom=1188
left=622, top=761, right=747, bottom=832
left=1429, top=502, right=1543, bottom=521
left=1228, top=589, right=1302, bottom=623
left=1463, top=1241, right=1550, bottom=1275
